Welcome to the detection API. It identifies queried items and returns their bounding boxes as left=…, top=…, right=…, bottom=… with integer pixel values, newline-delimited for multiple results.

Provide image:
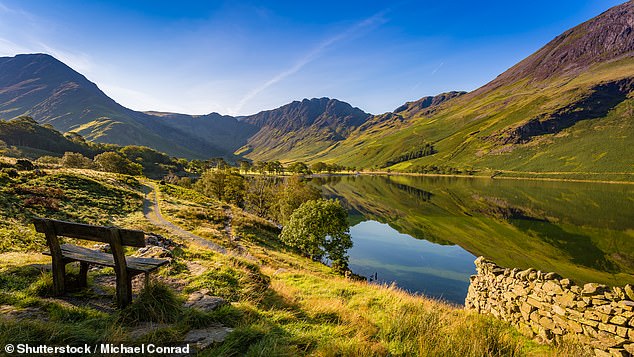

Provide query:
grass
left=0, top=165, right=583, bottom=355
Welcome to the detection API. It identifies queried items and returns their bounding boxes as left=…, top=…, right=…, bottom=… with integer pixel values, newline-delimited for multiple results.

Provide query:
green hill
left=307, top=2, right=634, bottom=177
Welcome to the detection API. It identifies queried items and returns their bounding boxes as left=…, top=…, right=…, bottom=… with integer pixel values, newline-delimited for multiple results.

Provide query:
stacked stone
left=465, top=257, right=634, bottom=356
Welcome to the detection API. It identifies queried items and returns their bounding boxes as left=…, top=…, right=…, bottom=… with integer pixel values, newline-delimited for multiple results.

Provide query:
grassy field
left=0, top=165, right=588, bottom=355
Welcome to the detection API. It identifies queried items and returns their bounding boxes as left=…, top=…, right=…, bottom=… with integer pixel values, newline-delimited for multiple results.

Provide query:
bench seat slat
left=43, top=244, right=169, bottom=273
left=33, top=218, right=146, bottom=247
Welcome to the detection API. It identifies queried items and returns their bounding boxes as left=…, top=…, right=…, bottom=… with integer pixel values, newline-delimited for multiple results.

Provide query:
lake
left=312, top=175, right=634, bottom=305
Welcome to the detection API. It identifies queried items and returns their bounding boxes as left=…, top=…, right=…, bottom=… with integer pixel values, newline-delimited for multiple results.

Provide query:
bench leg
left=79, top=262, right=89, bottom=288
left=51, top=260, right=66, bottom=296
left=116, top=276, right=133, bottom=308
left=144, top=273, right=151, bottom=288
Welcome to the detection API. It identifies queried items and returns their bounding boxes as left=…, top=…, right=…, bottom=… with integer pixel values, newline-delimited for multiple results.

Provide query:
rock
left=543, top=280, right=564, bottom=295
left=608, top=348, right=628, bottom=357
left=552, top=305, right=566, bottom=316
left=593, top=299, right=610, bottom=306
left=135, top=246, right=173, bottom=259
left=610, top=315, right=628, bottom=326
left=128, top=322, right=170, bottom=340
left=185, top=291, right=227, bottom=312
left=617, top=300, right=634, bottom=311
left=583, top=283, right=606, bottom=296
left=184, top=326, right=234, bottom=351
left=93, top=243, right=111, bottom=253
left=594, top=349, right=611, bottom=357
left=624, top=285, right=634, bottom=300
left=145, top=233, right=182, bottom=249
left=0, top=305, right=46, bottom=320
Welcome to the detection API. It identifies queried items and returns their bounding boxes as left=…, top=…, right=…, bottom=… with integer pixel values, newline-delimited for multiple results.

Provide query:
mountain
left=0, top=54, right=369, bottom=162
left=314, top=1, right=634, bottom=175
left=0, top=54, right=257, bottom=159
left=236, top=98, right=371, bottom=161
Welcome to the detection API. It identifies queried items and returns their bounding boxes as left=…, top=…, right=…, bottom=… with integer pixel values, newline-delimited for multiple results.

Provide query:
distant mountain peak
left=394, top=91, right=466, bottom=114
left=483, top=1, right=634, bottom=91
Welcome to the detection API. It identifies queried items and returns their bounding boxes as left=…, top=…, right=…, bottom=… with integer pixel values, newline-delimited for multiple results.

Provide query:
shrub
left=15, top=159, right=35, bottom=171
left=61, top=152, right=93, bottom=169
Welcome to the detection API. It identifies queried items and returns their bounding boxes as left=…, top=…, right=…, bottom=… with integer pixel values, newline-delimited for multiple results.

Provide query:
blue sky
left=0, top=1, right=624, bottom=116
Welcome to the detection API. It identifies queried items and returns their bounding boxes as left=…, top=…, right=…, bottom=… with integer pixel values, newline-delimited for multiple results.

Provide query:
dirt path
left=142, top=183, right=226, bottom=254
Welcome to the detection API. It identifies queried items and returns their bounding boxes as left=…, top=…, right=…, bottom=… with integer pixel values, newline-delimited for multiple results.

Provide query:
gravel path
left=142, top=183, right=227, bottom=254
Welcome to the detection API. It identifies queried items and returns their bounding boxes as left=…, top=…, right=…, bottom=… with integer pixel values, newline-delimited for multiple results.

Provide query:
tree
left=265, top=161, right=284, bottom=174
left=61, top=152, right=93, bottom=169
left=238, top=160, right=252, bottom=173
left=244, top=176, right=276, bottom=217
left=196, top=169, right=227, bottom=201
left=280, top=199, right=352, bottom=273
left=287, top=162, right=311, bottom=175
left=310, top=162, right=328, bottom=173
left=195, top=169, right=245, bottom=205
left=271, top=175, right=320, bottom=225
left=94, top=152, right=143, bottom=175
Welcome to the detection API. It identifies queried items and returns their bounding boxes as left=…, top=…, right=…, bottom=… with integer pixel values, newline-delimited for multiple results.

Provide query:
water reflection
left=315, top=175, right=634, bottom=302
left=349, top=221, right=475, bottom=304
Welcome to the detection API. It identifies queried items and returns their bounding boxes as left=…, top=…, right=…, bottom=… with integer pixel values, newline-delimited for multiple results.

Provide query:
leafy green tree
left=310, top=162, right=328, bottom=173
left=266, top=161, right=284, bottom=174
left=244, top=176, right=276, bottom=217
left=271, top=175, right=320, bottom=225
left=94, top=151, right=143, bottom=175
left=196, top=169, right=227, bottom=201
left=210, top=157, right=228, bottom=169
left=280, top=199, right=352, bottom=273
left=287, top=161, right=311, bottom=175
left=195, top=169, right=245, bottom=205
left=238, top=160, right=252, bottom=173
left=224, top=172, right=246, bottom=205
left=61, top=152, right=93, bottom=169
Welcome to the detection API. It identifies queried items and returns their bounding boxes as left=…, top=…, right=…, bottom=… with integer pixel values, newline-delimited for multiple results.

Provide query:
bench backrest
left=33, top=218, right=146, bottom=247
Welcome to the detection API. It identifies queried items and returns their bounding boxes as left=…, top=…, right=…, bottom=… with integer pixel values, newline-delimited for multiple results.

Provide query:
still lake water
left=313, top=175, right=634, bottom=305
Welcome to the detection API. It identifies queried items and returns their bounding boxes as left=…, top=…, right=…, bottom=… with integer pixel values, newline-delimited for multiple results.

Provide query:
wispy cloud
left=431, top=61, right=444, bottom=75
left=231, top=10, right=389, bottom=114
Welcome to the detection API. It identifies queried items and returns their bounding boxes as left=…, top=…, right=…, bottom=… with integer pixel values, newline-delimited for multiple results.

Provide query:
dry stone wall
left=465, top=257, right=634, bottom=356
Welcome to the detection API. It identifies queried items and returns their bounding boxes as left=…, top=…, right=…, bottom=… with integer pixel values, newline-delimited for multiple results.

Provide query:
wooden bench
left=33, top=218, right=169, bottom=307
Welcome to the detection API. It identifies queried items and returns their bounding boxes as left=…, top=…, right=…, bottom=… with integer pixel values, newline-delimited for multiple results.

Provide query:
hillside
left=236, top=98, right=371, bottom=162
left=312, top=1, right=634, bottom=176
left=0, top=116, right=94, bottom=157
left=0, top=164, right=577, bottom=356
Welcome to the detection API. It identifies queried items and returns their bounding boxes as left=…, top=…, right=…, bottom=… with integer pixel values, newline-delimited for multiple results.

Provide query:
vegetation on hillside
left=0, top=162, right=583, bottom=355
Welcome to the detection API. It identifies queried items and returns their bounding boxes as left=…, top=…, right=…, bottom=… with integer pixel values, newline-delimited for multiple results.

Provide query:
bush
left=61, top=152, right=93, bottom=169
left=15, top=159, right=35, bottom=171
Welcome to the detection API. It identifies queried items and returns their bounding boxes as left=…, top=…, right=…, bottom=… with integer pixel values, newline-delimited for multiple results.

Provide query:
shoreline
left=308, top=171, right=634, bottom=185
